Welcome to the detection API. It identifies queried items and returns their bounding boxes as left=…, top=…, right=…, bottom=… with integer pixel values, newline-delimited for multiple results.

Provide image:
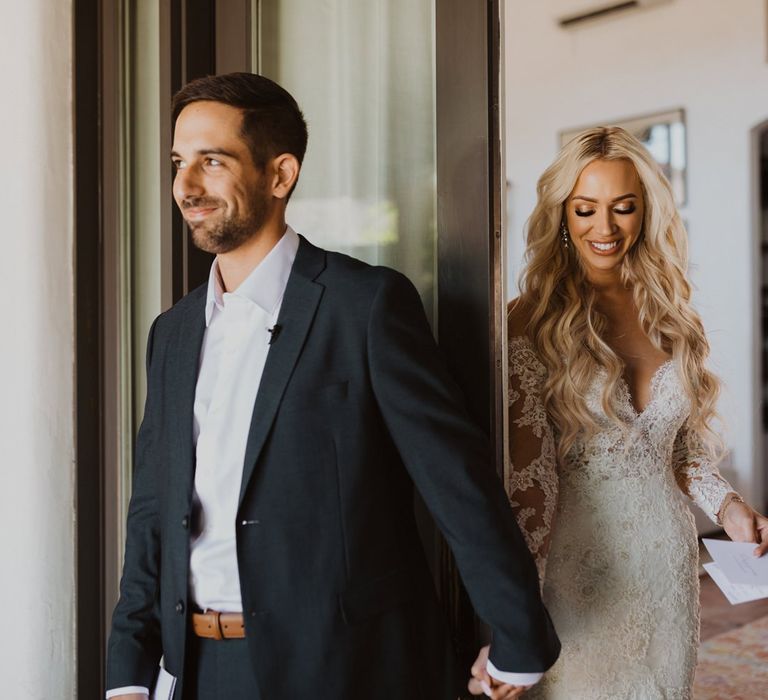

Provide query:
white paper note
left=702, top=538, right=768, bottom=585
left=703, top=562, right=768, bottom=604
left=151, top=667, right=177, bottom=700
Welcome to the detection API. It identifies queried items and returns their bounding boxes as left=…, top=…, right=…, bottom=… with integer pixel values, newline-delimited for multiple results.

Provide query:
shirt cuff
left=486, top=659, right=544, bottom=686
left=105, top=686, right=150, bottom=698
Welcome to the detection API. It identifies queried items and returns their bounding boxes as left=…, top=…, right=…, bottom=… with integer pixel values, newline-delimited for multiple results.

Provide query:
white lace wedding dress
left=506, top=336, right=734, bottom=700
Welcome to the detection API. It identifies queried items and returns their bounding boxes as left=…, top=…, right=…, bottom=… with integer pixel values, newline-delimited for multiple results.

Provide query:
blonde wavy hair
left=517, top=126, right=721, bottom=462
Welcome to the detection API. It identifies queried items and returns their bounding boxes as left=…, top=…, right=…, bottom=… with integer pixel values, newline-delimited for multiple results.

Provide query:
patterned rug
left=693, top=614, right=768, bottom=699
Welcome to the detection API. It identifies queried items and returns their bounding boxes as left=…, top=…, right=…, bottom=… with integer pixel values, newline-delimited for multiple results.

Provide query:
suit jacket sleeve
left=366, top=269, right=560, bottom=673
left=106, top=316, right=164, bottom=689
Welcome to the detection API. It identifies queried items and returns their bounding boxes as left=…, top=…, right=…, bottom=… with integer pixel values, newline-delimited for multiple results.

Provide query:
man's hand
left=468, top=645, right=531, bottom=699
left=722, top=500, right=768, bottom=557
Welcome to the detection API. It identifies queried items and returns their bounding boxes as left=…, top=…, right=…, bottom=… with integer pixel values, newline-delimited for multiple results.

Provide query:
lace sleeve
left=505, top=335, right=558, bottom=583
left=672, top=423, right=736, bottom=524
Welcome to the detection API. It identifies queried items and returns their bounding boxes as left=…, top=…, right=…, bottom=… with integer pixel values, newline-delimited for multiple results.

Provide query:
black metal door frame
left=435, top=1, right=504, bottom=684
left=74, top=0, right=104, bottom=695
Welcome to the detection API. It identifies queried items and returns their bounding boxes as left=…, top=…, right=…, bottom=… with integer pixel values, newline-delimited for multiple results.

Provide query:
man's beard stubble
left=184, top=184, right=271, bottom=255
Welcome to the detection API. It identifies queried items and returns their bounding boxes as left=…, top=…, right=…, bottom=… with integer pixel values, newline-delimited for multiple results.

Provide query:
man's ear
left=270, top=153, right=300, bottom=199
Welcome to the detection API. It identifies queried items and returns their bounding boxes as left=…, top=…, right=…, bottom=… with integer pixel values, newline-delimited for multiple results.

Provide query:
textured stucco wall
left=0, top=0, right=76, bottom=696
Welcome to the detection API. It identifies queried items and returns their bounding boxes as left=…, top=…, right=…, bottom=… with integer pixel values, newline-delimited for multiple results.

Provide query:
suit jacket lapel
left=238, top=235, right=326, bottom=505
left=171, top=288, right=207, bottom=503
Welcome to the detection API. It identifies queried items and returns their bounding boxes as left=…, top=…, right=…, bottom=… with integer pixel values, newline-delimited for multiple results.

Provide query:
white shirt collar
left=204, top=225, right=300, bottom=327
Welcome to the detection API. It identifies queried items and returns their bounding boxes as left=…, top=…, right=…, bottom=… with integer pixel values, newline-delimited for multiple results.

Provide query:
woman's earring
left=560, top=220, right=570, bottom=249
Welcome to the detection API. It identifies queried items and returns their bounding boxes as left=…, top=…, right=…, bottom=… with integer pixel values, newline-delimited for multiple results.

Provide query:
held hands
left=721, top=498, right=768, bottom=557
left=468, top=645, right=532, bottom=699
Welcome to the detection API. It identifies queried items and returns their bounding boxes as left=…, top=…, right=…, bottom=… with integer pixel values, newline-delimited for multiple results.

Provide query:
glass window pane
left=254, top=0, right=437, bottom=321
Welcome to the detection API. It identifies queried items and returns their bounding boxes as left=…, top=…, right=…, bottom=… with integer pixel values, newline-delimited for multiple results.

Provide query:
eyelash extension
left=574, top=204, right=636, bottom=217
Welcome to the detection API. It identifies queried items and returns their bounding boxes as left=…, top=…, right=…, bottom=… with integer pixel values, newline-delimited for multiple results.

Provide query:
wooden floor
left=699, top=574, right=768, bottom=641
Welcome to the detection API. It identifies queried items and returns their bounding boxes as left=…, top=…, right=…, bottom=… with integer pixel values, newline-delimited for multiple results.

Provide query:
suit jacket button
left=181, top=516, right=189, bottom=529
left=175, top=600, right=185, bottom=615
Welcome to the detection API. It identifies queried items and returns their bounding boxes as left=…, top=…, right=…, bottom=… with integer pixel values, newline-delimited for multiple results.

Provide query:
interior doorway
left=76, top=1, right=505, bottom=697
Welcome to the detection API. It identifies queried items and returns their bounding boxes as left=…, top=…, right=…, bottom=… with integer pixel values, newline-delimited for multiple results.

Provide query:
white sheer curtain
left=256, top=0, right=437, bottom=319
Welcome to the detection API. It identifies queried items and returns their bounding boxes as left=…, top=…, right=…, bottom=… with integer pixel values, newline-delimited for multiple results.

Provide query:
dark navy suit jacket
left=106, top=235, right=559, bottom=699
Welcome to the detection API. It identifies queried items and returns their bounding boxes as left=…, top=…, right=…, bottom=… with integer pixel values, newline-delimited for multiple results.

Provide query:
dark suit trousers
left=183, top=634, right=262, bottom=700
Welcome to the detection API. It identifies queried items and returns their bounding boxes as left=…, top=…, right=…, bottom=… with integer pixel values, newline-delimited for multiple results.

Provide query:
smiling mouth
left=588, top=240, right=620, bottom=254
left=184, top=207, right=218, bottom=219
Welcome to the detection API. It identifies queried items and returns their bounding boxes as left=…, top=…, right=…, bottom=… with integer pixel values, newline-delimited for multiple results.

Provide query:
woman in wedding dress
left=499, top=127, right=768, bottom=700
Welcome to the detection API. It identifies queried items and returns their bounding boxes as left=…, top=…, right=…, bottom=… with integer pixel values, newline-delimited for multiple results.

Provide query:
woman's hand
left=722, top=499, right=768, bottom=557
left=468, top=645, right=531, bottom=699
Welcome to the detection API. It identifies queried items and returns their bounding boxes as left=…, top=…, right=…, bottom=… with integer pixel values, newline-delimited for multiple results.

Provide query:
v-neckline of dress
left=507, top=335, right=675, bottom=421
left=618, top=359, right=674, bottom=419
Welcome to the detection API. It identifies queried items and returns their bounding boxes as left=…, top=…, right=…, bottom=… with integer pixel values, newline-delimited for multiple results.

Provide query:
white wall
left=504, top=0, right=768, bottom=507
left=0, top=0, right=76, bottom=697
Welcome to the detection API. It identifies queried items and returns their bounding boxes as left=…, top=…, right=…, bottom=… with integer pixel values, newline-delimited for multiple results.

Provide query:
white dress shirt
left=106, top=225, right=541, bottom=696
left=189, top=226, right=299, bottom=611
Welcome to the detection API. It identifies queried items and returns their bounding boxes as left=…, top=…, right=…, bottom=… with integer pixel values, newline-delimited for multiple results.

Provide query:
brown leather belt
left=192, top=611, right=245, bottom=640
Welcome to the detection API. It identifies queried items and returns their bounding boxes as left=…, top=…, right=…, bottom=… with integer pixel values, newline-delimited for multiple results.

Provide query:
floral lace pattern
left=505, top=337, right=558, bottom=583
left=505, top=336, right=734, bottom=699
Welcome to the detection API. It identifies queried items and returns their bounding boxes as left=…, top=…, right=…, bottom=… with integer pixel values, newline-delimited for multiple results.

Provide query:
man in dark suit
left=106, top=73, right=559, bottom=700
